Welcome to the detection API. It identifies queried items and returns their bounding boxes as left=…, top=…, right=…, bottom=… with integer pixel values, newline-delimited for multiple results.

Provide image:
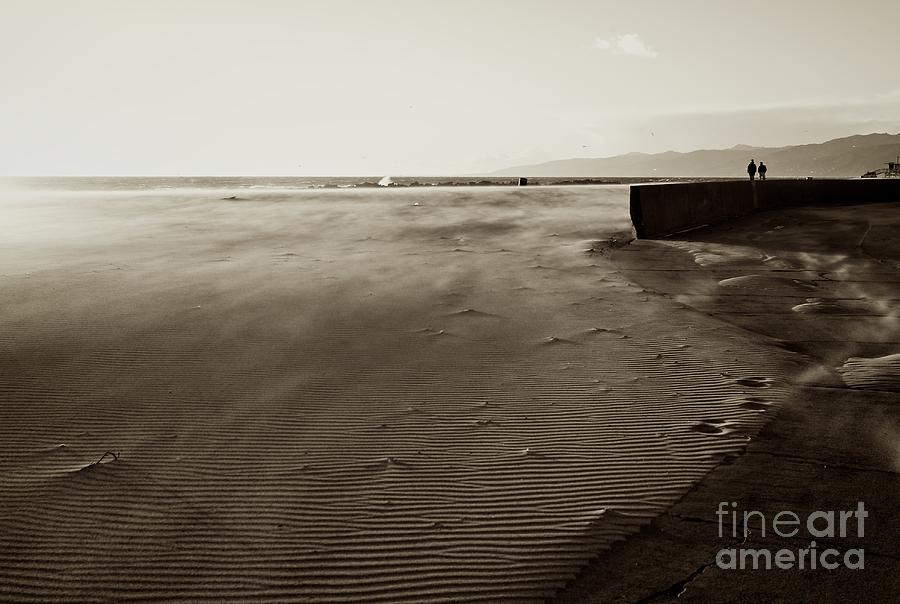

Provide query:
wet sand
left=558, top=200, right=900, bottom=602
left=0, top=185, right=802, bottom=602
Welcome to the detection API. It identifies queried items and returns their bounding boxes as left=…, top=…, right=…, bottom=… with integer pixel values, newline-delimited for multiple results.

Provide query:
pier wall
left=629, top=179, right=900, bottom=238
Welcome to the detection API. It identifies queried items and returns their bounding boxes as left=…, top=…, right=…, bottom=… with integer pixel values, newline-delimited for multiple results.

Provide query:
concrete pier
left=630, top=179, right=900, bottom=239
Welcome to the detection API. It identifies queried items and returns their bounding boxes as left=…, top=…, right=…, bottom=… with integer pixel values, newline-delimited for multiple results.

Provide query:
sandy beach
left=559, top=198, right=900, bottom=602
left=3, top=0, right=898, bottom=599
left=0, top=184, right=808, bottom=602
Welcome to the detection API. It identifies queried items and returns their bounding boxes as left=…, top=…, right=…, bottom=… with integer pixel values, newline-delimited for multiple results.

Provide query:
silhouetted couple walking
left=747, top=159, right=767, bottom=181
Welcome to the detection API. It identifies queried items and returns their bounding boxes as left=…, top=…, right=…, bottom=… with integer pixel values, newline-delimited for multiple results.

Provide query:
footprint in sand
left=717, top=275, right=765, bottom=288
left=448, top=308, right=498, bottom=318
left=540, top=336, right=579, bottom=346
left=790, top=279, right=819, bottom=290
left=739, top=397, right=773, bottom=411
left=417, top=327, right=446, bottom=337
left=370, top=456, right=409, bottom=470
left=735, top=377, right=774, bottom=388
left=690, top=419, right=731, bottom=435
left=585, top=327, right=623, bottom=336
left=791, top=299, right=851, bottom=314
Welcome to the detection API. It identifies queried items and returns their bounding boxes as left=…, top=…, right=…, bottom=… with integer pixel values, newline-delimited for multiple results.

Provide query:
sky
left=2, top=0, right=899, bottom=175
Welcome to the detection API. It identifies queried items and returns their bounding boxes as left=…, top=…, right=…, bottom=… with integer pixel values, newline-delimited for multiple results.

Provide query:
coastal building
left=861, top=156, right=900, bottom=178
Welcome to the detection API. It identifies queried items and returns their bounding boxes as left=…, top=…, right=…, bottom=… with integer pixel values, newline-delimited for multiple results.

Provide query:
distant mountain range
left=493, top=133, right=900, bottom=178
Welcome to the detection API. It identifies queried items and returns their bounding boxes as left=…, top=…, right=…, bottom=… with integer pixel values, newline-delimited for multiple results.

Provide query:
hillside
left=494, top=133, right=900, bottom=177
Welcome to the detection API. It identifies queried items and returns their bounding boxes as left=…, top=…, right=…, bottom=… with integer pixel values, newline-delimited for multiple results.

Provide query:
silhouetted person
left=758, top=161, right=767, bottom=180
left=747, top=159, right=757, bottom=181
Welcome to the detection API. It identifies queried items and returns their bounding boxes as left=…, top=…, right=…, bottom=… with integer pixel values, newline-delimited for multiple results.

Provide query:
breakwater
left=630, top=179, right=900, bottom=238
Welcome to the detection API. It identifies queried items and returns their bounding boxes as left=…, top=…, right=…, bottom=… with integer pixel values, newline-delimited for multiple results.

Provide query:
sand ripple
left=0, top=185, right=790, bottom=602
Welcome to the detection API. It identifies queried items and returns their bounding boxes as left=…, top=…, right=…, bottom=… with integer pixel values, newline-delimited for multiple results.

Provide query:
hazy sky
left=2, top=0, right=899, bottom=175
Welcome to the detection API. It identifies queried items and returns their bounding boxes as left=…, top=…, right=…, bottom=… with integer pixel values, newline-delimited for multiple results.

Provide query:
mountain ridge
left=493, top=133, right=900, bottom=177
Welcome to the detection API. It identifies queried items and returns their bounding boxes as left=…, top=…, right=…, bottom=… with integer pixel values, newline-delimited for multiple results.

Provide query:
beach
left=3, top=0, right=898, bottom=599
left=0, top=183, right=806, bottom=602
left=559, top=198, right=900, bottom=602
left=0, top=183, right=895, bottom=602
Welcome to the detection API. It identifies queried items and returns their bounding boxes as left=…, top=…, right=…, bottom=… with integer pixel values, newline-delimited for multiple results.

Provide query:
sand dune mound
left=838, top=353, right=900, bottom=391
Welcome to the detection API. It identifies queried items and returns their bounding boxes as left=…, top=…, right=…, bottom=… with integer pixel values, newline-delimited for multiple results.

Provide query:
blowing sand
left=558, top=200, right=900, bottom=602
left=0, top=185, right=798, bottom=602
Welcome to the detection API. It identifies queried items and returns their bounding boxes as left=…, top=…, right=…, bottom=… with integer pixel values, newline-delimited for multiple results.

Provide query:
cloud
left=592, top=33, right=658, bottom=58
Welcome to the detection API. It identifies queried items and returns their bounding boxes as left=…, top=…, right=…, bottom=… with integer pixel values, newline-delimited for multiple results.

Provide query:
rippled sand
left=0, top=186, right=791, bottom=602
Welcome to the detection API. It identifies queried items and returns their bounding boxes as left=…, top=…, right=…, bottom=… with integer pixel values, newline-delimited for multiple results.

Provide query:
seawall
left=630, top=179, right=900, bottom=238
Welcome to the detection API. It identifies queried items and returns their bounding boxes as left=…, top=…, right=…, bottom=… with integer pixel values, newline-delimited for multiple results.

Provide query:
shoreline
left=0, top=185, right=782, bottom=602
left=0, top=186, right=896, bottom=601
left=555, top=200, right=900, bottom=601
left=0, top=175, right=763, bottom=194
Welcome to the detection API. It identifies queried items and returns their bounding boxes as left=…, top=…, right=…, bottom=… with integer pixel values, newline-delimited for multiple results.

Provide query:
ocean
left=1, top=175, right=699, bottom=193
